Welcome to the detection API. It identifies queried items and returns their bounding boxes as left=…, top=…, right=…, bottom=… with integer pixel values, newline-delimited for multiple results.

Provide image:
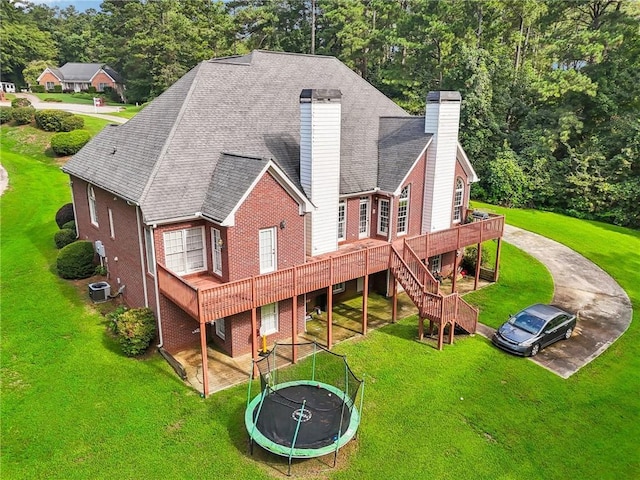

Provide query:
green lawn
left=1, top=130, right=638, bottom=479
left=31, top=92, right=128, bottom=107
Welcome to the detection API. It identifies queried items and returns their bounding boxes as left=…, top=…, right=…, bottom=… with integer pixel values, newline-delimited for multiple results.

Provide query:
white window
left=88, top=185, right=98, bottom=226
left=377, top=198, right=390, bottom=235
left=211, top=227, right=223, bottom=276
left=46, top=81, right=55, bottom=90
left=260, top=303, right=278, bottom=335
left=453, top=178, right=464, bottom=223
left=98, top=83, right=108, bottom=91
left=429, top=255, right=442, bottom=274
left=215, top=318, right=225, bottom=339
left=108, top=208, right=115, bottom=239
left=144, top=227, right=155, bottom=275
left=359, top=197, right=369, bottom=238
left=163, top=227, right=206, bottom=275
left=337, top=201, right=346, bottom=241
left=397, top=185, right=410, bottom=235
left=259, top=227, right=277, bottom=274
left=333, top=282, right=346, bottom=294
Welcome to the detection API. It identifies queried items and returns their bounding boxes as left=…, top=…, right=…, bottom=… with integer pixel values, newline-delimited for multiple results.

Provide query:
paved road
left=477, top=225, right=633, bottom=378
left=1, top=92, right=128, bottom=124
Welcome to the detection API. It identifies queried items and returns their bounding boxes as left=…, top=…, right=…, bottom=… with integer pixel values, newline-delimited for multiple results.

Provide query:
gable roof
left=55, top=63, right=124, bottom=83
left=65, top=51, right=478, bottom=226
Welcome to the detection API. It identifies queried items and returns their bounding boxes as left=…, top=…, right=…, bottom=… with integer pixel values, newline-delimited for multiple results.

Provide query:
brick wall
left=227, top=171, right=306, bottom=280
left=229, top=297, right=306, bottom=356
left=91, top=71, right=117, bottom=91
left=38, top=71, right=60, bottom=87
left=71, top=177, right=148, bottom=310
left=160, top=295, right=200, bottom=353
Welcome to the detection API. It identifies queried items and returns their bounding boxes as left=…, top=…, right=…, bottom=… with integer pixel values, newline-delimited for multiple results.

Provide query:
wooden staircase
left=389, top=242, right=478, bottom=349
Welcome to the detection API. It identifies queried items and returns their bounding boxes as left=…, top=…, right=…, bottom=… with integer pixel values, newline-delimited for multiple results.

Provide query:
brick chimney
left=300, top=89, right=342, bottom=256
left=421, top=91, right=462, bottom=233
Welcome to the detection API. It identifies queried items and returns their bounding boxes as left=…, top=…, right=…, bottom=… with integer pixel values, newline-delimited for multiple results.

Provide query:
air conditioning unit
left=88, top=282, right=111, bottom=303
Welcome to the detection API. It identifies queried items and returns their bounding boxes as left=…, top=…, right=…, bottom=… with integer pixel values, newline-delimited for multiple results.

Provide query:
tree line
left=1, top=0, right=638, bottom=228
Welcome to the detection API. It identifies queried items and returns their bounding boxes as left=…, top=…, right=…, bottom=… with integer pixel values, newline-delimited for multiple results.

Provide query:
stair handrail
left=402, top=240, right=440, bottom=295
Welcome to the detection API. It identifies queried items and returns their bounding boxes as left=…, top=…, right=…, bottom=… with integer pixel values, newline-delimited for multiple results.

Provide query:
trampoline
left=245, top=342, right=364, bottom=474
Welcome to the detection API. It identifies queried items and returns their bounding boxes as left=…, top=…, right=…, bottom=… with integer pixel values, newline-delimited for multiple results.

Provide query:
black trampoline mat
left=253, top=384, right=352, bottom=450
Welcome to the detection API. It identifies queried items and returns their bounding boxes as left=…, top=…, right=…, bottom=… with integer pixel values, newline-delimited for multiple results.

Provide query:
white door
left=359, top=197, right=370, bottom=238
left=211, top=227, right=223, bottom=275
left=260, top=303, right=278, bottom=335
left=259, top=227, right=277, bottom=274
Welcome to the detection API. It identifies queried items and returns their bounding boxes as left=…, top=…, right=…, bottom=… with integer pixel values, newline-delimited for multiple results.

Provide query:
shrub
left=60, top=115, right=84, bottom=132
left=61, top=220, right=76, bottom=233
left=107, top=306, right=129, bottom=334
left=461, top=244, right=491, bottom=275
left=44, top=98, right=63, bottom=103
left=53, top=85, right=62, bottom=93
left=11, top=106, right=35, bottom=125
left=56, top=240, right=95, bottom=279
left=55, top=203, right=75, bottom=228
left=11, top=97, right=31, bottom=108
left=87, top=86, right=97, bottom=94
left=35, top=109, right=72, bottom=131
left=114, top=308, right=156, bottom=357
left=54, top=228, right=77, bottom=249
left=31, top=85, right=46, bottom=93
left=51, top=130, right=91, bottom=156
left=0, top=107, right=12, bottom=124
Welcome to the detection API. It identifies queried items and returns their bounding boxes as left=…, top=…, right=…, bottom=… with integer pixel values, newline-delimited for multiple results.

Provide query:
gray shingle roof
left=57, top=63, right=123, bottom=83
left=64, top=51, right=431, bottom=224
left=378, top=117, right=432, bottom=193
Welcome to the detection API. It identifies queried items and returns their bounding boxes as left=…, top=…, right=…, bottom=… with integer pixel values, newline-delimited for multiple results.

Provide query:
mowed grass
left=1, top=127, right=638, bottom=478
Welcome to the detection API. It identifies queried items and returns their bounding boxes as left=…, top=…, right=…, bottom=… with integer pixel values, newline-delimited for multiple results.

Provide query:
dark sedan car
left=492, top=304, right=577, bottom=356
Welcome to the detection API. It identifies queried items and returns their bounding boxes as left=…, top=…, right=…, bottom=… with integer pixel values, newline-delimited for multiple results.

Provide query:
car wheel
left=530, top=343, right=540, bottom=356
left=564, top=327, right=573, bottom=340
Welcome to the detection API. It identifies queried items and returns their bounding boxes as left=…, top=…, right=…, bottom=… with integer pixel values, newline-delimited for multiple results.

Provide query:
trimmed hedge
left=54, top=229, right=77, bottom=249
left=114, top=308, right=156, bottom=357
left=56, top=240, right=95, bottom=279
left=31, top=85, right=46, bottom=93
left=0, top=107, right=12, bottom=124
left=61, top=220, right=76, bottom=233
left=12, top=106, right=35, bottom=125
left=60, top=115, right=84, bottom=132
left=55, top=203, right=75, bottom=228
left=35, top=109, right=72, bottom=131
left=11, top=97, right=31, bottom=108
left=51, top=130, right=91, bottom=156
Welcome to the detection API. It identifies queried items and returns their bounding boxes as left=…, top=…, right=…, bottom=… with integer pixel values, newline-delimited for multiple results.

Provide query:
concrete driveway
left=477, top=225, right=633, bottom=378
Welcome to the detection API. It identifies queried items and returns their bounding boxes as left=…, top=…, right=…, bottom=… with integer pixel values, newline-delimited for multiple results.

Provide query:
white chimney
left=421, top=91, right=462, bottom=233
left=300, top=89, right=342, bottom=256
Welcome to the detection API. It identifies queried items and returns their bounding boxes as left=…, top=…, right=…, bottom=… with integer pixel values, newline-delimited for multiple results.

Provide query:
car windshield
left=510, top=312, right=545, bottom=334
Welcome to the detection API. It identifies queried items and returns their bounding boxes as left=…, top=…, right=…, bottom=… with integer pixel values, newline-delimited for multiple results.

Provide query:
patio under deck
left=172, top=278, right=491, bottom=395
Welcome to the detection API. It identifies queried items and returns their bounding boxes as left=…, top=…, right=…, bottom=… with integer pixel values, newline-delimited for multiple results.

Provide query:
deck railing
left=157, top=215, right=503, bottom=323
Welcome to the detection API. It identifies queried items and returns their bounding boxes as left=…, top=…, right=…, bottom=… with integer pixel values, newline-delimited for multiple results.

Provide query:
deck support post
left=200, top=320, right=209, bottom=397
left=437, top=299, right=445, bottom=350
left=391, top=277, right=398, bottom=323
left=250, top=307, right=258, bottom=379
left=451, top=249, right=460, bottom=294
left=292, top=270, right=298, bottom=363
left=474, top=242, right=481, bottom=290
left=494, top=237, right=502, bottom=282
left=362, top=252, right=369, bottom=335
left=418, top=316, right=424, bottom=340
left=327, top=264, right=333, bottom=350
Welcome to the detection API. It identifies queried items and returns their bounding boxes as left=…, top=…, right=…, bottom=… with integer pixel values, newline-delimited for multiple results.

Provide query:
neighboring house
left=1, top=81, right=16, bottom=93
left=37, top=63, right=125, bottom=100
left=62, top=51, right=504, bottom=396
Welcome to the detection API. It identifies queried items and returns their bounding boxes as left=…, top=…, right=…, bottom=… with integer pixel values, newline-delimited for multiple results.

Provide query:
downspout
left=149, top=224, right=164, bottom=348
left=135, top=205, right=149, bottom=307
left=68, top=180, right=79, bottom=239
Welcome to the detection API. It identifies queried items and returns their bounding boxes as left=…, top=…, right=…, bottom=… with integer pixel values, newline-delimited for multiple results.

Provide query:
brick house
left=62, top=51, right=504, bottom=396
left=37, top=63, right=125, bottom=100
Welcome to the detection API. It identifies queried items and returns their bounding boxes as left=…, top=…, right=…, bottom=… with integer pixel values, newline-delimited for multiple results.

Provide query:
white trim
left=260, top=303, right=278, bottom=335
left=136, top=206, right=149, bottom=306
left=337, top=200, right=346, bottom=242
left=457, top=144, right=479, bottom=183
left=358, top=197, right=370, bottom=239
left=396, top=185, right=410, bottom=236
left=163, top=226, right=207, bottom=275
left=89, top=67, right=117, bottom=84
left=108, top=208, right=115, bottom=238
left=377, top=198, right=390, bottom=235
left=215, top=318, right=226, bottom=339
left=211, top=227, right=223, bottom=276
left=259, top=227, right=277, bottom=274
left=37, top=67, right=62, bottom=83
left=144, top=226, right=156, bottom=276
left=453, top=177, right=464, bottom=223
left=393, top=138, right=433, bottom=196
left=88, top=184, right=99, bottom=226
left=221, top=161, right=314, bottom=227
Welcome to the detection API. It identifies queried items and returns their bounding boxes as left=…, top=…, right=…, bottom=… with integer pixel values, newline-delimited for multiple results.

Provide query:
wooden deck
left=158, top=215, right=504, bottom=324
